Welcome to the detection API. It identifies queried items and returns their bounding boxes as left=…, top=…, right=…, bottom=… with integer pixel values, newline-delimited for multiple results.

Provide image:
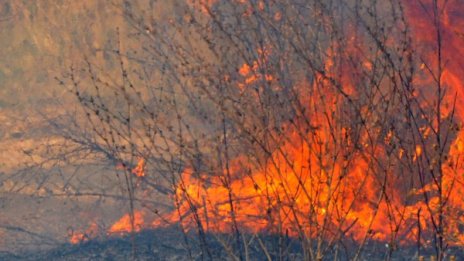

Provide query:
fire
left=115, top=158, right=145, bottom=177
left=69, top=222, right=98, bottom=244
left=68, top=158, right=145, bottom=243
left=238, top=61, right=274, bottom=91
left=106, top=158, right=146, bottom=235
left=108, top=211, right=144, bottom=234
left=69, top=210, right=145, bottom=243
left=73, top=0, right=464, bottom=251
left=148, top=0, right=464, bottom=247
left=132, top=158, right=145, bottom=177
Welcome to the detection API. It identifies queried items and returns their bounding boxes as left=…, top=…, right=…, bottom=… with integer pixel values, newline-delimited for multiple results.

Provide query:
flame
left=69, top=222, right=98, bottom=244
left=106, top=160, right=145, bottom=235
left=403, top=0, right=464, bottom=246
left=237, top=48, right=274, bottom=91
left=108, top=211, right=144, bottom=234
left=115, top=158, right=145, bottom=177
left=71, top=159, right=146, bottom=241
left=149, top=0, right=464, bottom=247
left=132, top=158, right=145, bottom=177
left=78, top=0, right=464, bottom=249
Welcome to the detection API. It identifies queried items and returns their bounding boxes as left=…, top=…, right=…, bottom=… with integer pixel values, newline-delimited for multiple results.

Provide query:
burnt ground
left=1, top=227, right=463, bottom=261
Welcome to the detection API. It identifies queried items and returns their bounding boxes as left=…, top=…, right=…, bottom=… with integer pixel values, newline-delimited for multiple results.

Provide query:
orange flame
left=69, top=222, right=98, bottom=244
left=81, top=0, right=464, bottom=249
left=132, top=158, right=145, bottom=177
left=149, top=0, right=464, bottom=247
left=108, top=211, right=144, bottom=234
left=115, top=158, right=145, bottom=177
